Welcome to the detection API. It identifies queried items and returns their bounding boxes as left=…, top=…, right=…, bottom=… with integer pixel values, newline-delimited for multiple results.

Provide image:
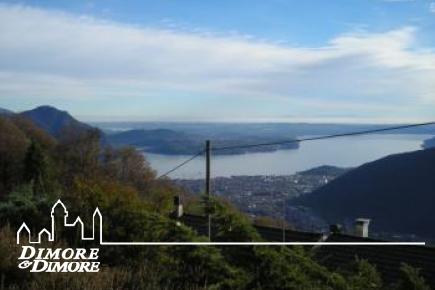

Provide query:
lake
left=145, top=134, right=431, bottom=179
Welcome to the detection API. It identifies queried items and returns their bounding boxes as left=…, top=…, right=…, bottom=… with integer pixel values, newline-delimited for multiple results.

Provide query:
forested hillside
left=295, top=148, right=435, bottom=239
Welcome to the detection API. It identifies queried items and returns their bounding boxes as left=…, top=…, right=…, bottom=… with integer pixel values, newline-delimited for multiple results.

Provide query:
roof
left=178, top=213, right=435, bottom=288
left=253, top=224, right=323, bottom=242
left=180, top=214, right=323, bottom=242
left=316, top=233, right=435, bottom=287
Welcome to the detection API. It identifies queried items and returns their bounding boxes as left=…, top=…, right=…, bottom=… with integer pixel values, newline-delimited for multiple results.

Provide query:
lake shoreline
left=144, top=134, right=431, bottom=179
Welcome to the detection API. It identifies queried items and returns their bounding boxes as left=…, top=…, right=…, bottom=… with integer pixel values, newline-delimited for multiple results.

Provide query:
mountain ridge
left=20, top=105, right=91, bottom=137
left=293, top=148, right=435, bottom=239
left=0, top=107, right=14, bottom=115
left=423, top=136, right=435, bottom=149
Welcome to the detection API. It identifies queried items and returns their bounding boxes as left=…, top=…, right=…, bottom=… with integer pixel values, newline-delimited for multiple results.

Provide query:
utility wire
left=156, top=121, right=435, bottom=178
left=213, top=121, right=435, bottom=151
left=157, top=150, right=205, bottom=179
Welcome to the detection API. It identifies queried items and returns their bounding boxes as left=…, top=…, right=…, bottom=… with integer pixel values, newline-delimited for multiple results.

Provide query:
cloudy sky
left=0, top=0, right=435, bottom=123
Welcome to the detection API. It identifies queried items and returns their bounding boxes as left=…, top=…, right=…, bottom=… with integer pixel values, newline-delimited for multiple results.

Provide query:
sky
left=0, top=0, right=435, bottom=123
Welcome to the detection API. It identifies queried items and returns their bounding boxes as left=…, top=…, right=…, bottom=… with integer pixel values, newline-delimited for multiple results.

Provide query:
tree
left=10, top=115, right=56, bottom=150
left=392, top=264, right=430, bottom=290
left=56, top=127, right=102, bottom=184
left=0, top=184, right=53, bottom=230
left=101, top=146, right=155, bottom=192
left=340, top=258, right=383, bottom=290
left=23, top=140, right=51, bottom=195
left=0, top=117, right=28, bottom=195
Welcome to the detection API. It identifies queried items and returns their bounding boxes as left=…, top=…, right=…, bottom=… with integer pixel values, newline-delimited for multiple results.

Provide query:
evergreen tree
left=23, top=140, right=49, bottom=194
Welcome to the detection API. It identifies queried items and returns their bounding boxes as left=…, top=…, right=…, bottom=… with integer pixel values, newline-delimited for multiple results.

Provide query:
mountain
left=0, top=107, right=13, bottom=115
left=14, top=106, right=299, bottom=155
left=293, top=148, right=435, bottom=239
left=107, top=129, right=200, bottom=154
left=297, top=165, right=351, bottom=177
left=107, top=128, right=299, bottom=155
left=20, top=106, right=91, bottom=137
left=423, top=136, right=435, bottom=149
left=94, top=122, right=435, bottom=137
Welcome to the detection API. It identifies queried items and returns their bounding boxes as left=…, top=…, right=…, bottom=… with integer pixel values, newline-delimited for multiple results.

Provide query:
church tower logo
left=17, top=199, right=102, bottom=245
left=16, top=200, right=102, bottom=273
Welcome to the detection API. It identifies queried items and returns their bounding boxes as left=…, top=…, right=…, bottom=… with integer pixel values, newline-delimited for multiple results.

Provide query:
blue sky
left=0, top=0, right=435, bottom=123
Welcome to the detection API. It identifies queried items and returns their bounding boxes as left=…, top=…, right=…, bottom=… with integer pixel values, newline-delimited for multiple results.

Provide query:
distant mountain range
left=107, top=128, right=299, bottom=155
left=107, top=128, right=201, bottom=155
left=294, top=148, right=435, bottom=239
left=2, top=105, right=434, bottom=155
left=94, top=121, right=435, bottom=137
left=1, top=106, right=299, bottom=155
left=97, top=121, right=435, bottom=155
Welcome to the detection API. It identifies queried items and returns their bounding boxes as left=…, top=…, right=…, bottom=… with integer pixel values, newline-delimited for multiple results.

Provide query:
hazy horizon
left=2, top=104, right=433, bottom=125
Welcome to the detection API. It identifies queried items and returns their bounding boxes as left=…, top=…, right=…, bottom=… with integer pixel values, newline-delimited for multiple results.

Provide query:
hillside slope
left=294, top=148, right=435, bottom=238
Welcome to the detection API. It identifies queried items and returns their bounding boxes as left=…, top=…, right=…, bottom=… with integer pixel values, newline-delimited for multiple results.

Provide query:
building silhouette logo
left=16, top=200, right=102, bottom=273
left=17, top=199, right=102, bottom=245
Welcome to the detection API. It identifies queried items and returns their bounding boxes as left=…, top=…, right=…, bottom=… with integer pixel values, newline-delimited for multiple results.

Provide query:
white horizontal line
left=100, top=242, right=426, bottom=246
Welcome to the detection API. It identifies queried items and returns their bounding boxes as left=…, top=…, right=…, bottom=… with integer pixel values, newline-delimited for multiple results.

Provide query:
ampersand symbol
left=18, top=261, right=32, bottom=269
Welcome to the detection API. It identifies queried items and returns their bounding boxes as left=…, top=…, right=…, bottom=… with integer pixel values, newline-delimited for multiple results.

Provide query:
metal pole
left=282, top=193, right=286, bottom=242
left=205, top=140, right=211, bottom=241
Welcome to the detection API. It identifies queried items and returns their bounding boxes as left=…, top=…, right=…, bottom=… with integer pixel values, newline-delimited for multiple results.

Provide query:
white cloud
left=0, top=4, right=434, bottom=122
left=430, top=2, right=435, bottom=13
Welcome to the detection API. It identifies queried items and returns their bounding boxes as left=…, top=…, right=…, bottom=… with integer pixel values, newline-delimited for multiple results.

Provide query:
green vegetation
left=0, top=115, right=431, bottom=289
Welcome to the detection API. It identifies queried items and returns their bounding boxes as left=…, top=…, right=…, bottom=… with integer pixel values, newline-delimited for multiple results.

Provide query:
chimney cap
left=355, top=218, right=371, bottom=224
left=354, top=218, right=371, bottom=238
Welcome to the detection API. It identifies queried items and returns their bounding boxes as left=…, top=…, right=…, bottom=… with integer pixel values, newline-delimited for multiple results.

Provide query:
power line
left=157, top=150, right=205, bottom=179
left=213, top=121, right=435, bottom=151
left=156, top=121, right=435, bottom=178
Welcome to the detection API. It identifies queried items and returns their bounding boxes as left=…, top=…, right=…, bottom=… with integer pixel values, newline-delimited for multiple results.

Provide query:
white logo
left=17, top=199, right=102, bottom=244
left=16, top=200, right=101, bottom=272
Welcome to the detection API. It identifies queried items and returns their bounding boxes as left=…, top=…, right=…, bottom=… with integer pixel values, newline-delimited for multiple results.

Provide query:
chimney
left=173, top=196, right=183, bottom=218
left=354, top=218, right=370, bottom=238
